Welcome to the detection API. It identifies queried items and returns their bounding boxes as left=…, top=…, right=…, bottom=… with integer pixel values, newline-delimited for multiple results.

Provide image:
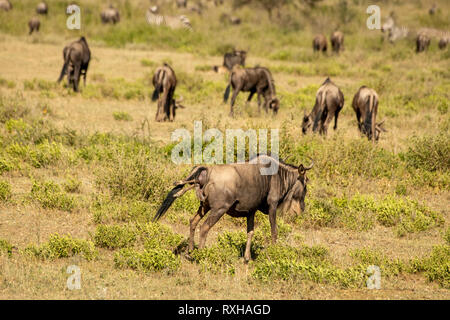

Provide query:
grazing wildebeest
left=302, top=77, right=344, bottom=136
left=36, top=2, right=48, bottom=15
left=352, top=86, right=386, bottom=142
left=438, top=38, right=448, bottom=50
left=0, top=0, right=12, bottom=11
left=223, top=65, right=280, bottom=117
left=213, top=50, right=246, bottom=73
left=153, top=154, right=314, bottom=263
left=152, top=63, right=179, bottom=122
left=57, top=37, right=91, bottom=92
left=28, top=17, right=40, bottom=35
left=176, top=0, right=187, bottom=8
left=416, top=32, right=431, bottom=52
left=101, top=5, right=120, bottom=24
left=330, top=31, right=344, bottom=54
left=429, top=4, right=437, bottom=15
left=313, top=34, right=327, bottom=53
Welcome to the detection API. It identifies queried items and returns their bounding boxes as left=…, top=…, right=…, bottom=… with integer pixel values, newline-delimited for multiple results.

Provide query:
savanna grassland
left=0, top=0, right=449, bottom=300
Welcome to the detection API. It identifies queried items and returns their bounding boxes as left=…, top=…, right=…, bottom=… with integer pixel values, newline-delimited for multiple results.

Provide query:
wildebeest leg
left=189, top=204, right=209, bottom=252
left=257, top=91, right=263, bottom=113
left=322, top=111, right=334, bottom=136
left=229, top=85, right=241, bottom=117
left=244, top=211, right=255, bottom=263
left=268, top=203, right=278, bottom=244
left=246, top=90, right=255, bottom=106
left=198, top=207, right=228, bottom=249
left=73, top=64, right=81, bottom=92
left=334, top=109, right=340, bottom=130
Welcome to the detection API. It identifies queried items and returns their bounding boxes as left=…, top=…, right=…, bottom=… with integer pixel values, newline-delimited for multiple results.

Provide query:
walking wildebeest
left=36, top=2, right=48, bottom=15
left=152, top=63, right=180, bottom=122
left=302, top=77, right=344, bottom=136
left=153, top=154, right=314, bottom=263
left=57, top=37, right=91, bottom=92
left=330, top=31, right=344, bottom=54
left=313, top=34, right=327, bottom=53
left=0, top=0, right=12, bottom=11
left=416, top=33, right=431, bottom=52
left=28, top=17, right=40, bottom=35
left=213, top=50, right=247, bottom=73
left=223, top=65, right=280, bottom=117
left=352, top=86, right=386, bottom=142
left=101, top=5, right=120, bottom=24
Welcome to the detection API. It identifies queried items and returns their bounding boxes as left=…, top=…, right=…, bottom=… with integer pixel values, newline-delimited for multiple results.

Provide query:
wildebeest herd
left=1, top=1, right=447, bottom=263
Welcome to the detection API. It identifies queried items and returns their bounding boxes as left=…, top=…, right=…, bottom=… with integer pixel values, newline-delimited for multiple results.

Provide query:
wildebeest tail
left=57, top=47, right=72, bottom=83
left=223, top=84, right=231, bottom=103
left=152, top=69, right=166, bottom=101
left=153, top=166, right=207, bottom=222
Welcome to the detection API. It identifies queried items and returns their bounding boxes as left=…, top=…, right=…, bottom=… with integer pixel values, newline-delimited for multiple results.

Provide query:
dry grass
left=0, top=0, right=449, bottom=300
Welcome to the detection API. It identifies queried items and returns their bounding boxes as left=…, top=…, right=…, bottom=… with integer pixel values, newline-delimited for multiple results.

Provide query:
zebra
left=146, top=9, right=193, bottom=31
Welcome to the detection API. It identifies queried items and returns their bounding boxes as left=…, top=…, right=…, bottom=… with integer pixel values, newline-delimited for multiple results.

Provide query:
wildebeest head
left=269, top=97, right=280, bottom=114
left=279, top=158, right=314, bottom=215
left=302, top=111, right=312, bottom=134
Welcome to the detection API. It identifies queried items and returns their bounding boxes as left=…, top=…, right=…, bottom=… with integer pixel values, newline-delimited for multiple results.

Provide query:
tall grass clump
left=114, top=247, right=181, bottom=274
left=93, top=224, right=137, bottom=249
left=30, top=180, right=75, bottom=212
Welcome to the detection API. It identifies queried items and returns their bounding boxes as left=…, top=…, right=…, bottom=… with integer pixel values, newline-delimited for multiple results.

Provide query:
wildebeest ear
left=298, top=164, right=306, bottom=175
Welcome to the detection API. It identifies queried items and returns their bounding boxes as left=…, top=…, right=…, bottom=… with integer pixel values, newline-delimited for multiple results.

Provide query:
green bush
left=252, top=244, right=365, bottom=288
left=138, top=222, right=186, bottom=252
left=114, top=248, right=181, bottom=273
left=408, top=245, right=450, bottom=289
left=0, top=239, right=14, bottom=257
left=25, top=233, right=97, bottom=261
left=401, top=132, right=450, bottom=172
left=94, top=224, right=137, bottom=249
left=0, top=179, right=12, bottom=202
left=30, top=180, right=75, bottom=212
left=113, top=111, right=133, bottom=121
left=63, top=175, right=82, bottom=193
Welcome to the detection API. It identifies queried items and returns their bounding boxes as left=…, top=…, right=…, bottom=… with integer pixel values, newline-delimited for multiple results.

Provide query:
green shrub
left=408, top=245, right=450, bottom=288
left=94, top=224, right=137, bottom=249
left=91, top=196, right=154, bottom=224
left=0, top=239, right=14, bottom=257
left=114, top=248, right=180, bottom=273
left=113, top=111, right=133, bottom=121
left=138, top=222, right=186, bottom=252
left=30, top=180, right=75, bottom=212
left=349, top=248, right=406, bottom=277
left=401, top=132, right=450, bottom=172
left=63, top=175, right=82, bottom=193
left=252, top=244, right=365, bottom=288
left=25, top=233, right=97, bottom=261
left=0, top=179, right=12, bottom=202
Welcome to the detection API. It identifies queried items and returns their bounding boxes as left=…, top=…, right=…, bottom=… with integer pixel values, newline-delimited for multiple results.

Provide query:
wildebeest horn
left=303, top=158, right=314, bottom=170
left=298, top=157, right=314, bottom=174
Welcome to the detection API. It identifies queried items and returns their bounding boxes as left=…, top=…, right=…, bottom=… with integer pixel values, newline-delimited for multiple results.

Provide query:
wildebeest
left=330, top=31, right=344, bottom=54
left=313, top=34, right=327, bottom=53
left=0, top=0, right=12, bottom=11
left=28, top=17, right=40, bottom=35
left=223, top=65, right=280, bottom=117
left=36, top=2, right=48, bottom=15
left=438, top=38, right=448, bottom=49
left=57, top=37, right=91, bottom=92
left=302, top=77, right=344, bottom=136
left=429, top=4, right=437, bottom=15
left=152, top=63, right=180, bottom=122
left=416, top=32, right=431, bottom=52
left=153, top=154, right=313, bottom=263
left=176, top=0, right=187, bottom=8
left=101, top=5, right=120, bottom=24
left=213, top=50, right=246, bottom=73
left=352, top=86, right=386, bottom=142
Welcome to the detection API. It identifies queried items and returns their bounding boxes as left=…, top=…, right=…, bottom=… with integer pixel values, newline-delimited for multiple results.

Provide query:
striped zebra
left=146, top=9, right=193, bottom=31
